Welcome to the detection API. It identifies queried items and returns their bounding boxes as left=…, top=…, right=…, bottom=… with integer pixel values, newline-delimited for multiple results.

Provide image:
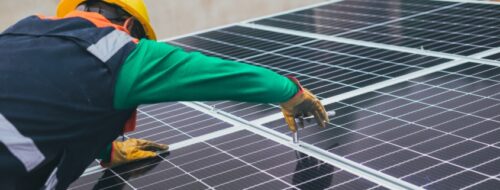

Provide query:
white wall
left=0, top=0, right=324, bottom=39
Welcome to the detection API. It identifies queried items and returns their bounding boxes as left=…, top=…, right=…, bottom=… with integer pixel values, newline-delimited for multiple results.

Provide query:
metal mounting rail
left=183, top=102, right=423, bottom=190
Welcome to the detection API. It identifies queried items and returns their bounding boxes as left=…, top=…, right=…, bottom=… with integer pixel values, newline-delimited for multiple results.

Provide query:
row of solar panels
left=71, top=0, right=500, bottom=189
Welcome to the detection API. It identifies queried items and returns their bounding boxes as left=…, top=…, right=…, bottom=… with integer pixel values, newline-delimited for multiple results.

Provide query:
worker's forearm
left=114, top=39, right=298, bottom=109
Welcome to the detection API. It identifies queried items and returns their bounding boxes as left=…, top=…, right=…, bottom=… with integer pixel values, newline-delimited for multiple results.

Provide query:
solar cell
left=70, top=130, right=386, bottom=189
left=263, top=62, right=500, bottom=188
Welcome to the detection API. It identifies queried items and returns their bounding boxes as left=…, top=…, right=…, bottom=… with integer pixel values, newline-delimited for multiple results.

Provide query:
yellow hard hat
left=56, top=0, right=157, bottom=40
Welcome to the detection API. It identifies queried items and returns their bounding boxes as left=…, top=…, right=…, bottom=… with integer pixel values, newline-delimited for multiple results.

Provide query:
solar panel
left=253, top=0, right=500, bottom=56
left=70, top=130, right=387, bottom=189
left=263, top=62, right=500, bottom=189
left=170, top=26, right=450, bottom=120
left=70, top=0, right=500, bottom=189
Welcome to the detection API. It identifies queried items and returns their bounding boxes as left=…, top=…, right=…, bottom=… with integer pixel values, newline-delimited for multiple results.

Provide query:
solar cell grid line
left=72, top=130, right=383, bottom=189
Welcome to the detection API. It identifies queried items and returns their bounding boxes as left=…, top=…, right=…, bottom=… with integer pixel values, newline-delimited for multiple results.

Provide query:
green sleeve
left=114, top=39, right=298, bottom=109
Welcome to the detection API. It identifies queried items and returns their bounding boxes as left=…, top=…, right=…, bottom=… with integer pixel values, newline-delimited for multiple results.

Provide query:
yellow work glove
left=102, top=138, right=168, bottom=168
left=280, top=77, right=329, bottom=132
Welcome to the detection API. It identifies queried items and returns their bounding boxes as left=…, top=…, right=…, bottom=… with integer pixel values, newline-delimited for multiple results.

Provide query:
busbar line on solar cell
left=241, top=23, right=500, bottom=66
left=181, top=102, right=422, bottom=190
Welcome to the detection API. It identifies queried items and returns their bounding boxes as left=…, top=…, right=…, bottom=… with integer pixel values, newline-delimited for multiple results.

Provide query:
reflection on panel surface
left=264, top=62, right=500, bottom=189
left=253, top=0, right=500, bottom=56
left=70, top=130, right=387, bottom=189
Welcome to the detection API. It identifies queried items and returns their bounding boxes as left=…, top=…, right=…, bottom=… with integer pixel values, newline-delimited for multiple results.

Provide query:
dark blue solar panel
left=254, top=0, right=456, bottom=35
left=70, top=130, right=384, bottom=189
left=171, top=26, right=450, bottom=120
left=263, top=62, right=500, bottom=188
left=253, top=0, right=500, bottom=56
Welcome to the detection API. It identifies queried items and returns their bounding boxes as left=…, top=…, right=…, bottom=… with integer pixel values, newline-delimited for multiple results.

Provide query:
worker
left=0, top=0, right=329, bottom=189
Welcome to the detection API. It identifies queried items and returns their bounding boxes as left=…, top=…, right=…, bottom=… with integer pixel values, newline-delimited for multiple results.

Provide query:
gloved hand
left=280, top=77, right=329, bottom=132
left=101, top=138, right=168, bottom=168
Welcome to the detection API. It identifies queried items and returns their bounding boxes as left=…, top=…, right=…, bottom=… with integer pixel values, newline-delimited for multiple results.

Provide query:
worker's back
left=0, top=14, right=135, bottom=189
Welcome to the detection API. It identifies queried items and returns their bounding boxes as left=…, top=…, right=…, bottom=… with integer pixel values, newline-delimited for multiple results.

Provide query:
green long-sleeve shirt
left=113, top=39, right=299, bottom=109
left=101, top=39, right=298, bottom=162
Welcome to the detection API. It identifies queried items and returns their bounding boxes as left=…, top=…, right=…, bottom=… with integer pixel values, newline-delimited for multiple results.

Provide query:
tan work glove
left=280, top=77, right=329, bottom=132
left=102, top=138, right=168, bottom=168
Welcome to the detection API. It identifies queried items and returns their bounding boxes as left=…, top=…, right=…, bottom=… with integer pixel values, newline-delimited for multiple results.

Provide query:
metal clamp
left=292, top=111, right=336, bottom=144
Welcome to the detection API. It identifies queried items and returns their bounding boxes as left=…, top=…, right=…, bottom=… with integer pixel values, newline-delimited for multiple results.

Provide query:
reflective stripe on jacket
left=0, top=11, right=137, bottom=190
